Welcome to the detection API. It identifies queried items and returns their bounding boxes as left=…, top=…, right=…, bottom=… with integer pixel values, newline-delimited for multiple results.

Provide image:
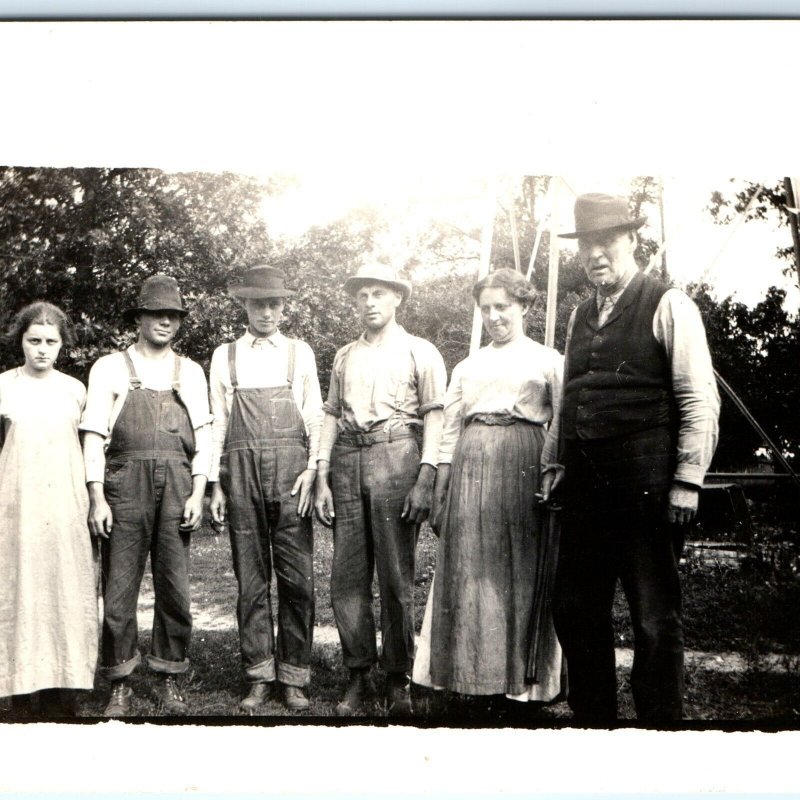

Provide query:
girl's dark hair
left=472, top=267, right=537, bottom=307
left=5, top=301, right=76, bottom=351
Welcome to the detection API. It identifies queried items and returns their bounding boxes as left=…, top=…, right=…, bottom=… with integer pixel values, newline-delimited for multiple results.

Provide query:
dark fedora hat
left=228, top=265, right=296, bottom=300
left=123, top=274, right=187, bottom=322
left=558, top=193, right=647, bottom=239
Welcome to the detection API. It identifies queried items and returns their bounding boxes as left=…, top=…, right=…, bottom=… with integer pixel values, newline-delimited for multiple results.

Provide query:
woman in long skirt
left=0, top=302, right=98, bottom=717
left=424, top=268, right=563, bottom=703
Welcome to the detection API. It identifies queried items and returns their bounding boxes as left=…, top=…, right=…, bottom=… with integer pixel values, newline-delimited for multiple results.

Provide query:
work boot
left=238, top=682, right=272, bottom=715
left=152, top=675, right=189, bottom=715
left=386, top=673, right=413, bottom=717
left=284, top=685, right=310, bottom=712
left=335, top=668, right=368, bottom=717
left=103, top=680, right=133, bottom=717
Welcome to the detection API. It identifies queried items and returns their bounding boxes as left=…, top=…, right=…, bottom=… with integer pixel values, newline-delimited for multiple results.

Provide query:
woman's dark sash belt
left=466, top=413, right=542, bottom=427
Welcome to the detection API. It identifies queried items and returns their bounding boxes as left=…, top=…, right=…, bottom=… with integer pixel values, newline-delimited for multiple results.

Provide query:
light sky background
left=262, top=172, right=799, bottom=310
left=2, top=19, right=800, bottom=798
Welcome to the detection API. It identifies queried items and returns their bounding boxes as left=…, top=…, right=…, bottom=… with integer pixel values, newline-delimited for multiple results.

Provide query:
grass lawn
left=3, top=506, right=800, bottom=725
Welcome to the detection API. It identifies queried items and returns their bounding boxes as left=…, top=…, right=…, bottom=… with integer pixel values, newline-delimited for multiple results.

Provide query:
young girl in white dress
left=0, top=302, right=98, bottom=717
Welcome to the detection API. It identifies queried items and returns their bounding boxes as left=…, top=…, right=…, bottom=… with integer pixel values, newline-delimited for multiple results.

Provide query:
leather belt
left=336, top=427, right=417, bottom=447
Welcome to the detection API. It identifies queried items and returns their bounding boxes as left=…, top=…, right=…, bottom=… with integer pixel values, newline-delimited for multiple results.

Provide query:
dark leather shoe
left=386, top=673, right=413, bottom=717
left=284, top=685, right=310, bottom=711
left=335, top=670, right=368, bottom=716
left=104, top=681, right=133, bottom=717
left=239, top=682, right=272, bottom=715
left=152, top=675, right=188, bottom=715
left=10, top=693, right=34, bottom=718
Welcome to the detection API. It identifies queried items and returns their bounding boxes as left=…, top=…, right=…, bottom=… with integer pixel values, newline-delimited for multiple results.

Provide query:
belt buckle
left=358, top=431, right=372, bottom=447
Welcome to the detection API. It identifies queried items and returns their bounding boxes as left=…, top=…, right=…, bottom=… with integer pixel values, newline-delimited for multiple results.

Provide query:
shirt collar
left=358, top=323, right=407, bottom=348
left=596, top=269, right=637, bottom=311
left=242, top=329, right=284, bottom=349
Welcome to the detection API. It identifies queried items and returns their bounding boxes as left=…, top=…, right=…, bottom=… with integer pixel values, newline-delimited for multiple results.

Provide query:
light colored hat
left=558, top=193, right=647, bottom=239
left=343, top=264, right=413, bottom=302
left=228, top=265, right=297, bottom=299
left=123, top=275, right=187, bottom=322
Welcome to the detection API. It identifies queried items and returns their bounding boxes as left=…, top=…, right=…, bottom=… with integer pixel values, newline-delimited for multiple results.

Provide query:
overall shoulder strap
left=171, top=353, right=182, bottom=393
left=122, top=349, right=142, bottom=390
left=227, top=342, right=238, bottom=388
left=286, top=339, right=297, bottom=387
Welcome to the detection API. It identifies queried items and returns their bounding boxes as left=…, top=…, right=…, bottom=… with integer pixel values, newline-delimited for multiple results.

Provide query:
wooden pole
left=526, top=179, right=552, bottom=282
left=784, top=177, right=800, bottom=287
left=469, top=179, right=496, bottom=355
left=544, top=177, right=561, bottom=349
left=509, top=201, right=521, bottom=272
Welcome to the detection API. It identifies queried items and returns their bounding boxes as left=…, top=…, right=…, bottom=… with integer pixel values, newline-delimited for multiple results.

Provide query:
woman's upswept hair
left=472, top=267, right=537, bottom=307
left=5, top=301, right=76, bottom=351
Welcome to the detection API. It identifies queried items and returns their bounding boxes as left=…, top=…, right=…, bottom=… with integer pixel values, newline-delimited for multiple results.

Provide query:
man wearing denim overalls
left=315, top=264, right=447, bottom=717
left=83, top=275, right=211, bottom=717
left=209, top=266, right=323, bottom=714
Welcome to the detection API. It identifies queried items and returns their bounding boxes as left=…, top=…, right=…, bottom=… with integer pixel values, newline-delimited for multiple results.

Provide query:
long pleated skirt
left=427, top=419, right=562, bottom=699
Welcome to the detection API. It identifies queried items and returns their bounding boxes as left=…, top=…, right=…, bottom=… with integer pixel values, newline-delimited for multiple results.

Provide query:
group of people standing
left=0, top=193, right=720, bottom=724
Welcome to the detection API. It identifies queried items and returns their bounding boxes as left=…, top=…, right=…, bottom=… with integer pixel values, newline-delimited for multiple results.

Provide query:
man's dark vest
left=562, top=270, right=677, bottom=440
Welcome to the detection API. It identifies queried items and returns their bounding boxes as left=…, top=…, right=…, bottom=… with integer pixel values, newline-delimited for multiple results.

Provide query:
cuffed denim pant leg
left=101, top=457, right=193, bottom=679
left=225, top=443, right=314, bottom=686
left=330, top=438, right=419, bottom=674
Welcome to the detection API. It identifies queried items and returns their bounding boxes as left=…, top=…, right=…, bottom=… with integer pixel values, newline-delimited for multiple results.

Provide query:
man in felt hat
left=82, top=274, right=212, bottom=716
left=209, top=265, right=323, bottom=714
left=540, top=193, right=720, bottom=722
left=314, top=263, right=447, bottom=717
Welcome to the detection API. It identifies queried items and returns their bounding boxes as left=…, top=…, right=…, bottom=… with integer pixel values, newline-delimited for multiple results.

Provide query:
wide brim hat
left=228, top=265, right=297, bottom=299
left=123, top=274, right=188, bottom=322
left=343, top=263, right=413, bottom=302
left=558, top=193, right=647, bottom=239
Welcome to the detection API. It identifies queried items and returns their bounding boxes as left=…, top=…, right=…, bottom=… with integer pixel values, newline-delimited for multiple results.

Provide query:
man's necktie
left=598, top=296, right=615, bottom=327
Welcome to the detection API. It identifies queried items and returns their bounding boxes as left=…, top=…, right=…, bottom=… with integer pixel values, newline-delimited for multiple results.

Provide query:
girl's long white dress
left=0, top=368, right=98, bottom=697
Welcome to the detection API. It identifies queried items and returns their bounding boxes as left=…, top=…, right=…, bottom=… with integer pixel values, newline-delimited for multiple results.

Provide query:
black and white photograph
left=0, top=18, right=798, bottom=798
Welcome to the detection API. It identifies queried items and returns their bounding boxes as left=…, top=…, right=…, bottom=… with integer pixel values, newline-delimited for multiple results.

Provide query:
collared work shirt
left=542, top=285, right=720, bottom=488
left=208, top=329, right=323, bottom=481
left=320, top=325, right=447, bottom=465
left=80, top=346, right=212, bottom=482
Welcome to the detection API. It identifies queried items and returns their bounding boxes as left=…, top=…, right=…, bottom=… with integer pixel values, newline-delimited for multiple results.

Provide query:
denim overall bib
left=101, top=350, right=194, bottom=680
left=220, top=339, right=314, bottom=687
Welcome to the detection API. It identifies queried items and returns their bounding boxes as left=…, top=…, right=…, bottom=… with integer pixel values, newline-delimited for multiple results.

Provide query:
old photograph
left=0, top=18, right=798, bottom=798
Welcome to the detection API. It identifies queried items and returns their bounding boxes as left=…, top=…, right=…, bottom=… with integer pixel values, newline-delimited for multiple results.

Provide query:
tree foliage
left=707, top=179, right=799, bottom=279
left=0, top=167, right=274, bottom=377
left=692, top=283, right=799, bottom=469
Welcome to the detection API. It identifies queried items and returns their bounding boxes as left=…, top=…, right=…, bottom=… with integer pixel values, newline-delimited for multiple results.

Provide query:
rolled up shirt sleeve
left=654, top=288, right=720, bottom=488
left=321, top=348, right=344, bottom=419
left=80, top=357, right=118, bottom=483
left=79, top=358, right=116, bottom=439
left=415, top=340, right=448, bottom=417
left=299, top=342, right=324, bottom=469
